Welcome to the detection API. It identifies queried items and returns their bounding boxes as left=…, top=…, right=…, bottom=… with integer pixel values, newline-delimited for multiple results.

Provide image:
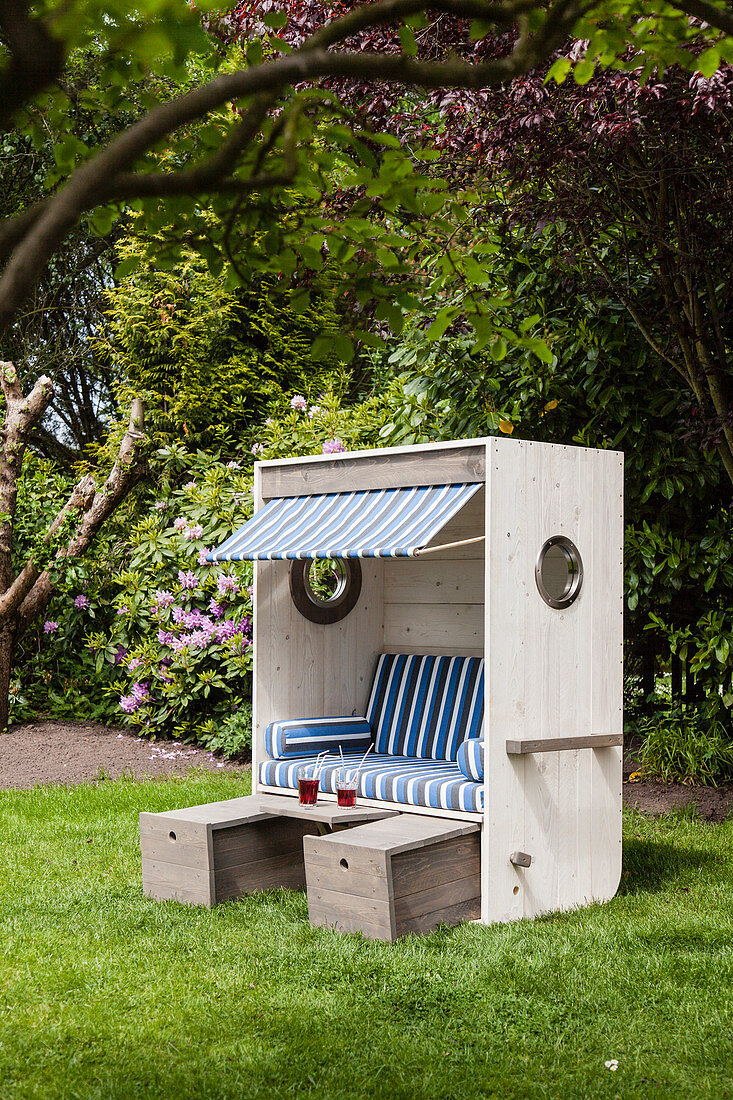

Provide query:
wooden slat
left=155, top=796, right=271, bottom=828
left=307, top=885, right=395, bottom=936
left=393, top=874, right=480, bottom=924
left=259, top=445, right=486, bottom=499
left=383, top=601, right=484, bottom=650
left=254, top=795, right=399, bottom=828
left=505, top=734, right=624, bottom=755
left=382, top=559, right=484, bottom=605
left=306, top=903, right=394, bottom=940
left=391, top=834, right=480, bottom=898
left=214, top=849, right=307, bottom=900
left=398, top=896, right=481, bottom=936
left=309, top=815, right=478, bottom=857
left=142, top=859, right=212, bottom=905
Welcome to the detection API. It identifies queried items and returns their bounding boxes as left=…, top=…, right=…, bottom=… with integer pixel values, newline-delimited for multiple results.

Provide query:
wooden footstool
left=304, top=815, right=481, bottom=940
left=140, top=794, right=398, bottom=906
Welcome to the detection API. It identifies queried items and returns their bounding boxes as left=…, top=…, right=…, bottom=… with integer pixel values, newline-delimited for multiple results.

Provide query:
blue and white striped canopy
left=208, top=482, right=481, bottom=561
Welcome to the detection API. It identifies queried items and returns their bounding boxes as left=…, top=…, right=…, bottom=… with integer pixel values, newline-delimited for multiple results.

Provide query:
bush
left=88, top=448, right=255, bottom=752
left=636, top=706, right=733, bottom=787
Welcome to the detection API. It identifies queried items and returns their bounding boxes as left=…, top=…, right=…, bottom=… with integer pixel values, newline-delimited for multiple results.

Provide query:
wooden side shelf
left=140, top=794, right=398, bottom=907
left=505, top=734, right=623, bottom=755
left=304, top=815, right=481, bottom=941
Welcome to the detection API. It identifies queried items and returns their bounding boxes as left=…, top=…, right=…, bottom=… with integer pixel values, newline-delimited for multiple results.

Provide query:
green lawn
left=0, top=772, right=731, bottom=1100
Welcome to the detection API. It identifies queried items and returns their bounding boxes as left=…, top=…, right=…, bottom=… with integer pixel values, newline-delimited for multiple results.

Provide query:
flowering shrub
left=249, top=384, right=389, bottom=460
left=87, top=448, right=255, bottom=754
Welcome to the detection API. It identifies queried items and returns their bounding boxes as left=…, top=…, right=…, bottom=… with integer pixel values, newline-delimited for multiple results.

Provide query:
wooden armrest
left=505, top=734, right=623, bottom=755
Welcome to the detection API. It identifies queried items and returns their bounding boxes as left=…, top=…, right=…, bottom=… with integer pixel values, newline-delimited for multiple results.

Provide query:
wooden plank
left=391, top=834, right=480, bottom=898
left=398, top=896, right=481, bottom=936
left=306, top=886, right=394, bottom=938
left=254, top=795, right=399, bottom=828
left=154, top=796, right=270, bottom=828
left=505, top=734, right=624, bottom=754
left=393, top=874, right=480, bottom=924
left=309, top=815, right=478, bottom=857
left=383, top=559, right=484, bottom=605
left=307, top=903, right=395, bottom=940
left=142, top=858, right=212, bottom=904
left=257, top=784, right=483, bottom=824
left=383, top=601, right=484, bottom=651
left=304, top=837, right=391, bottom=879
left=304, top=863, right=393, bottom=902
left=214, top=849, right=307, bottom=899
left=259, top=445, right=486, bottom=499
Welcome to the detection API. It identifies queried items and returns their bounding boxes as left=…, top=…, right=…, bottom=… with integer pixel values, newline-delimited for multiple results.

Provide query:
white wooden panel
left=483, top=439, right=623, bottom=924
left=383, top=559, right=484, bottom=604
left=384, top=602, right=484, bottom=650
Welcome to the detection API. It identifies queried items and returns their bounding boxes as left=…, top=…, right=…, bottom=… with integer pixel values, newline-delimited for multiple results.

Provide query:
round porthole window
left=289, top=558, right=362, bottom=624
left=535, top=536, right=583, bottom=609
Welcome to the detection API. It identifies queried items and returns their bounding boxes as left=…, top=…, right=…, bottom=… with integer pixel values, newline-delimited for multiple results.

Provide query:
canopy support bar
left=415, top=535, right=485, bottom=557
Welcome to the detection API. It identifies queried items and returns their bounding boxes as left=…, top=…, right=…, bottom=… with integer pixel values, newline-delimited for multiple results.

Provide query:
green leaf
left=262, top=11, right=288, bottom=28
left=696, top=48, right=720, bottom=78
left=546, top=58, right=572, bottom=84
left=573, top=58, right=595, bottom=85
left=398, top=25, right=417, bottom=56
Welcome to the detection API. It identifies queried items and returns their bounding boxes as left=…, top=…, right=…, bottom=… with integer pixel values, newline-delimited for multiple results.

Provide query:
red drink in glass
left=337, top=785, right=356, bottom=808
left=298, top=776, right=319, bottom=805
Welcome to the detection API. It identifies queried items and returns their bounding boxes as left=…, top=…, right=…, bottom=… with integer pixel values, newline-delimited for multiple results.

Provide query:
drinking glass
left=297, top=765, right=319, bottom=806
left=336, top=768, right=357, bottom=808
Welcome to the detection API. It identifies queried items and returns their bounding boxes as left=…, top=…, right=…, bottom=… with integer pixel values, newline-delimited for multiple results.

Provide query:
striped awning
left=208, top=482, right=481, bottom=561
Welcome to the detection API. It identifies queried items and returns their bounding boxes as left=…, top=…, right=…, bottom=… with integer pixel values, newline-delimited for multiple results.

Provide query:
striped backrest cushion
left=366, top=653, right=484, bottom=761
left=265, top=716, right=372, bottom=760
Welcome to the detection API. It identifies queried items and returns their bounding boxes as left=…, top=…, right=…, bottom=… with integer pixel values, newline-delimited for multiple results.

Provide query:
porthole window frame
left=535, top=535, right=584, bottom=610
left=289, top=557, right=362, bottom=624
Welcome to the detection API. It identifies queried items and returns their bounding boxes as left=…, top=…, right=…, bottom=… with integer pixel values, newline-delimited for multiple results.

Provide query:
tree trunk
left=0, top=621, right=15, bottom=732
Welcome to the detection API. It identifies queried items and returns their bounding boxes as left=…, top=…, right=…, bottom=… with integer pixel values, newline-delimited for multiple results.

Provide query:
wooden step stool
left=140, top=794, right=398, bottom=906
left=304, top=815, right=481, bottom=940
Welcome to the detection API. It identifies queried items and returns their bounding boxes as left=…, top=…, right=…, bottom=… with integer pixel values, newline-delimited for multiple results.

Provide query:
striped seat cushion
left=265, top=716, right=372, bottom=760
left=260, top=752, right=484, bottom=814
left=366, top=653, right=484, bottom=761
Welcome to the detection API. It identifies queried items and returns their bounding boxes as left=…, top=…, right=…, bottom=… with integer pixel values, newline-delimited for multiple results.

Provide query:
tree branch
left=0, top=0, right=65, bottom=131
left=0, top=0, right=581, bottom=336
left=10, top=400, right=148, bottom=635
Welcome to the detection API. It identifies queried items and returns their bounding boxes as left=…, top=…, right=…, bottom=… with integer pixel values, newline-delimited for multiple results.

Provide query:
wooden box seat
left=140, top=794, right=398, bottom=906
left=304, top=814, right=481, bottom=940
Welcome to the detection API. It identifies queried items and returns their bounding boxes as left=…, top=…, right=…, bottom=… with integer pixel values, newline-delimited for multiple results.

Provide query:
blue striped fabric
left=457, top=738, right=484, bottom=781
left=366, top=653, right=484, bottom=761
left=207, top=483, right=481, bottom=561
left=260, top=752, right=484, bottom=813
left=265, top=716, right=372, bottom=760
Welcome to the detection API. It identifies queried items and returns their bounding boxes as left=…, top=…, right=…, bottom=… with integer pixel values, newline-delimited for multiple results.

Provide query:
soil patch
left=623, top=778, right=733, bottom=823
left=1, top=722, right=731, bottom=820
left=1, top=720, right=249, bottom=789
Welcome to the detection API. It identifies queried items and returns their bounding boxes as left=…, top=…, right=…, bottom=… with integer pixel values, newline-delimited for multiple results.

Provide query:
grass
left=0, top=772, right=731, bottom=1100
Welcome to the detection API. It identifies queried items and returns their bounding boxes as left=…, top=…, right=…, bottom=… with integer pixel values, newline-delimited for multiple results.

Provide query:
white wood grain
left=482, top=439, right=623, bottom=923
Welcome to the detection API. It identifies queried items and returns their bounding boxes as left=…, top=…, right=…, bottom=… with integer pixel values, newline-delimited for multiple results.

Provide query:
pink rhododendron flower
left=155, top=590, right=174, bottom=608
left=322, top=438, right=346, bottom=454
left=184, top=523, right=203, bottom=541
left=74, top=594, right=90, bottom=610
left=290, top=394, right=307, bottom=411
left=116, top=607, right=129, bottom=616
left=197, top=548, right=210, bottom=566
left=43, top=621, right=58, bottom=634
left=120, top=695, right=137, bottom=714
left=128, top=657, right=142, bottom=671
left=130, top=682, right=150, bottom=704
left=208, top=598, right=224, bottom=619
left=184, top=480, right=196, bottom=491
left=178, top=570, right=198, bottom=590
left=157, top=629, right=174, bottom=647
left=216, top=573, right=239, bottom=597
left=308, top=405, right=321, bottom=419
left=173, top=517, right=187, bottom=532
left=251, top=442, right=265, bottom=456
left=154, top=500, right=168, bottom=511
left=172, top=606, right=186, bottom=625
